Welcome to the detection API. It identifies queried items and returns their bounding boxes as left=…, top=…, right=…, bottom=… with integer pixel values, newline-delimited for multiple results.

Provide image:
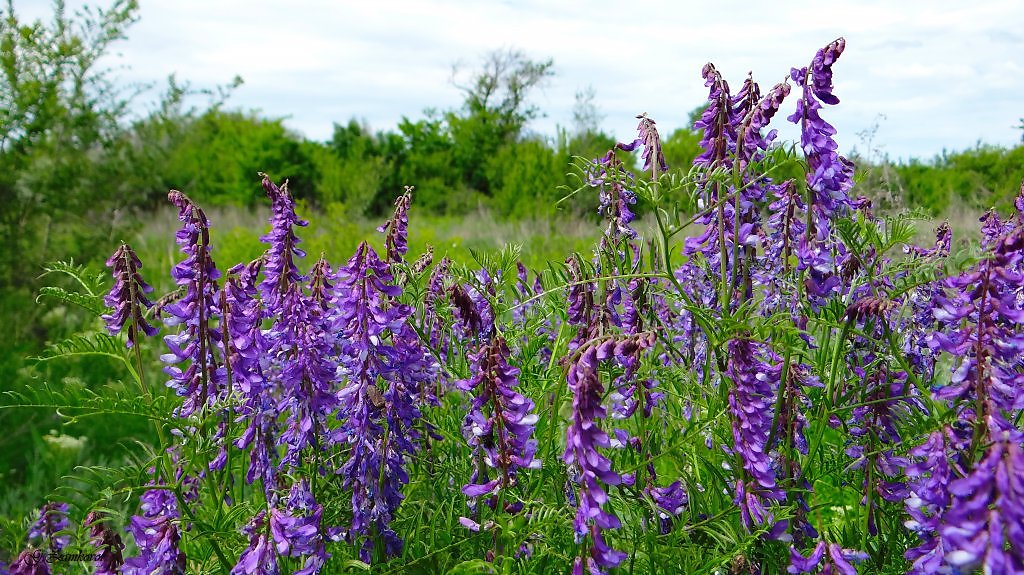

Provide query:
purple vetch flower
left=258, top=174, right=307, bottom=313
left=571, top=525, right=627, bottom=575
left=85, top=511, right=125, bottom=575
left=693, top=62, right=735, bottom=169
left=645, top=480, right=688, bottom=534
left=123, top=488, right=187, bottom=575
left=760, top=180, right=805, bottom=314
left=255, top=177, right=340, bottom=470
left=941, top=423, right=1024, bottom=573
left=269, top=480, right=328, bottom=575
left=162, top=190, right=226, bottom=418
left=449, top=282, right=494, bottom=341
left=617, top=112, right=668, bottom=177
left=457, top=335, right=540, bottom=501
left=231, top=511, right=277, bottom=575
left=225, top=259, right=280, bottom=490
left=420, top=256, right=453, bottom=383
left=563, top=335, right=653, bottom=573
left=735, top=80, right=791, bottom=170
left=788, top=37, right=854, bottom=221
left=929, top=225, right=1024, bottom=429
left=565, top=256, right=602, bottom=355
left=27, top=502, right=70, bottom=552
left=903, top=428, right=956, bottom=575
left=684, top=71, right=789, bottom=311
left=898, top=223, right=953, bottom=380
left=377, top=186, right=412, bottom=264
left=786, top=38, right=853, bottom=303
left=102, top=242, right=159, bottom=348
left=334, top=241, right=433, bottom=563
left=726, top=339, right=785, bottom=531
left=270, top=255, right=340, bottom=470
left=589, top=148, right=639, bottom=246
left=787, top=541, right=867, bottom=575
left=8, top=550, right=48, bottom=575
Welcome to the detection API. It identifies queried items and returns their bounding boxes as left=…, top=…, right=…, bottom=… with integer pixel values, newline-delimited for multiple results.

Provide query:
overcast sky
left=18, top=0, right=1024, bottom=161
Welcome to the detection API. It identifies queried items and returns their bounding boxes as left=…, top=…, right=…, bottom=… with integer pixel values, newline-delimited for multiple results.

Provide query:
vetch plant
left=9, top=37, right=1024, bottom=575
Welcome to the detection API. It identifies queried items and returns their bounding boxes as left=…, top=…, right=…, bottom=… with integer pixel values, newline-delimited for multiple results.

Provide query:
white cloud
left=10, top=0, right=1024, bottom=158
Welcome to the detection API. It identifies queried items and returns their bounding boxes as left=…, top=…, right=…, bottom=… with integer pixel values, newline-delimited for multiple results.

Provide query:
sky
left=17, top=0, right=1024, bottom=161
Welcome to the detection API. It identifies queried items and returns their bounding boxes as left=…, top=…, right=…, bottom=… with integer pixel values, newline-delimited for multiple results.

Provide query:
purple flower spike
left=269, top=480, right=328, bottom=575
left=9, top=550, right=48, bottom=575
left=941, top=424, right=1024, bottom=573
left=590, top=148, right=639, bottom=247
left=334, top=241, right=434, bottom=563
left=726, top=339, right=785, bottom=530
left=457, top=335, right=540, bottom=500
left=123, top=489, right=187, bottom=575
left=28, top=502, right=70, bottom=552
left=563, top=336, right=658, bottom=573
left=377, top=186, right=413, bottom=264
left=929, top=226, right=1024, bottom=429
left=258, top=174, right=308, bottom=312
left=736, top=80, right=791, bottom=169
left=694, top=62, right=734, bottom=169
left=102, top=242, right=159, bottom=348
left=617, top=113, right=668, bottom=176
left=231, top=511, right=277, bottom=575
left=788, top=38, right=853, bottom=224
left=162, top=190, right=225, bottom=418
left=85, top=511, right=126, bottom=575
left=270, top=257, right=340, bottom=469
left=903, top=428, right=954, bottom=574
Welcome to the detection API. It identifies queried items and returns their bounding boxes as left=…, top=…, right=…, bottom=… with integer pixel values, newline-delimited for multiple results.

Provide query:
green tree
left=446, top=48, right=554, bottom=194
left=0, top=0, right=139, bottom=286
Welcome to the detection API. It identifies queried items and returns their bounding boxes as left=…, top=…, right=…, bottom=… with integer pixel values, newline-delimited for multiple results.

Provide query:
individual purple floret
left=788, top=540, right=868, bottom=574
left=162, top=190, right=225, bottom=418
left=334, top=241, right=432, bottom=563
left=27, top=502, right=70, bottom=552
left=269, top=480, right=328, bottom=575
left=457, top=335, right=540, bottom=501
left=377, top=186, right=412, bottom=264
left=123, top=488, right=187, bottom=575
left=726, top=339, right=785, bottom=530
left=231, top=511, right=276, bottom=575
left=85, top=511, right=126, bottom=575
left=616, top=112, right=668, bottom=177
left=102, top=242, right=159, bottom=348
left=941, top=422, right=1024, bottom=573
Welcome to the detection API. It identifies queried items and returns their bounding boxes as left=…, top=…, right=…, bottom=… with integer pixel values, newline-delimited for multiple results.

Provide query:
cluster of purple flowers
left=102, top=243, right=158, bottom=348
left=726, top=339, right=784, bottom=531
left=457, top=335, right=539, bottom=503
left=29, top=35, right=1024, bottom=575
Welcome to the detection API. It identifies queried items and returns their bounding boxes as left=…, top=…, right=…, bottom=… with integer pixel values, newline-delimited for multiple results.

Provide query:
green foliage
left=889, top=144, right=1024, bottom=214
left=134, top=108, right=318, bottom=206
left=0, top=0, right=138, bottom=286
